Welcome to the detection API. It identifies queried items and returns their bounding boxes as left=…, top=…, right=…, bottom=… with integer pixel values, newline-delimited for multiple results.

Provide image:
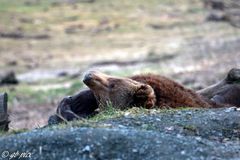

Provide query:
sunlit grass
left=50, top=106, right=195, bottom=130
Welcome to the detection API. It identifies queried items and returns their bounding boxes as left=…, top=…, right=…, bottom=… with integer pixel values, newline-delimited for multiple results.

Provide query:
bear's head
left=83, top=71, right=156, bottom=110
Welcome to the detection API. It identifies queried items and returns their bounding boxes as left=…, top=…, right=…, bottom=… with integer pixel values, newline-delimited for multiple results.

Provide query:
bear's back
left=130, top=74, right=211, bottom=108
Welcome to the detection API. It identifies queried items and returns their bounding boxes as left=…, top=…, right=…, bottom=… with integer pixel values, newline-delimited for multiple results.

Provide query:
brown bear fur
left=130, top=74, right=213, bottom=108
left=83, top=71, right=213, bottom=109
left=49, top=69, right=240, bottom=125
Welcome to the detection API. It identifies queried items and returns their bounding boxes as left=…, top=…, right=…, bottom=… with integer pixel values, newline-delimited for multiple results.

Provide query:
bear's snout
left=83, top=71, right=108, bottom=87
left=83, top=72, right=94, bottom=84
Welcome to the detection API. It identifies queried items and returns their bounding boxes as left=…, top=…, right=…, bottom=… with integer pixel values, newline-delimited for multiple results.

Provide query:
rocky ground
left=0, top=108, right=239, bottom=160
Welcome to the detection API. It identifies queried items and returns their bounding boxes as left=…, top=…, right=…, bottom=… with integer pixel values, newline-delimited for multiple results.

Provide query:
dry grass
left=0, top=0, right=214, bottom=71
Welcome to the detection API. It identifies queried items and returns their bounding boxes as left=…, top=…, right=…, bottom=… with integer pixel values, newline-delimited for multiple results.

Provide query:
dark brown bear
left=83, top=71, right=212, bottom=110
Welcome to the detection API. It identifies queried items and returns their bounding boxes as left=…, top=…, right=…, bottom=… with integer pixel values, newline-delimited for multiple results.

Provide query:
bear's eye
left=109, top=83, right=115, bottom=89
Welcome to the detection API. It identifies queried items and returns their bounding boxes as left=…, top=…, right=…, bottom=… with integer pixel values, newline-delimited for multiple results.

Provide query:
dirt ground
left=9, top=104, right=55, bottom=129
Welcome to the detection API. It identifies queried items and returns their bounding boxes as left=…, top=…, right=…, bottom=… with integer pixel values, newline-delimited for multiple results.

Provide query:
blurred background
left=0, top=0, right=239, bottom=129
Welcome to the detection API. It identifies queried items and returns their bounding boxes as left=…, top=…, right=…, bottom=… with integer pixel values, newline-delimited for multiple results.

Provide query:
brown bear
left=48, top=68, right=240, bottom=125
left=83, top=71, right=212, bottom=110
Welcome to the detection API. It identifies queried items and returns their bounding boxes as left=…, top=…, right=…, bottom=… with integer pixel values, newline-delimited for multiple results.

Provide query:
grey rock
left=0, top=108, right=239, bottom=160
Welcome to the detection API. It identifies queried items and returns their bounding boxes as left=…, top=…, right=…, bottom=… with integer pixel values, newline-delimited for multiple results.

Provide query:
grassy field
left=0, top=0, right=238, bottom=72
left=0, top=0, right=208, bottom=71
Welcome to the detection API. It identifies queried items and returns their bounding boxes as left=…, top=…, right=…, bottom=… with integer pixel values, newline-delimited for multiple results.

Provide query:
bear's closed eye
left=109, top=83, right=115, bottom=89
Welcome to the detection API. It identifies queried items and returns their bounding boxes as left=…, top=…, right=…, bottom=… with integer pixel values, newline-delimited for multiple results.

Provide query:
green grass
left=0, top=0, right=54, bottom=12
left=47, top=106, right=197, bottom=132
left=0, top=0, right=203, bottom=31
left=0, top=128, right=28, bottom=137
left=90, top=102, right=121, bottom=121
left=0, top=79, right=83, bottom=105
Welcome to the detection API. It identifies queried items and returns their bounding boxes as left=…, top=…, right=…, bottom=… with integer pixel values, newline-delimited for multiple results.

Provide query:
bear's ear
left=133, top=84, right=156, bottom=108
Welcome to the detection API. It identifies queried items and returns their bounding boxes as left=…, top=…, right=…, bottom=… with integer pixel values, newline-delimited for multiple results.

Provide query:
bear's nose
left=83, top=72, right=93, bottom=84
